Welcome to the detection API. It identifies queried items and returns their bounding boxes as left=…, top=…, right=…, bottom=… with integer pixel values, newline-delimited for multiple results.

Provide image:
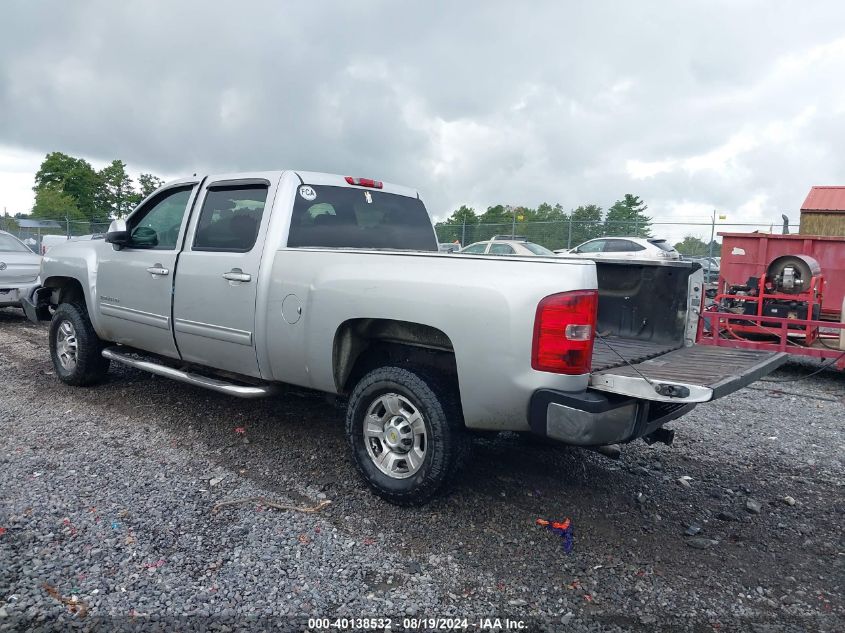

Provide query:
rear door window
left=605, top=239, right=645, bottom=252
left=193, top=185, right=268, bottom=252
left=489, top=243, right=515, bottom=255
left=288, top=185, right=437, bottom=251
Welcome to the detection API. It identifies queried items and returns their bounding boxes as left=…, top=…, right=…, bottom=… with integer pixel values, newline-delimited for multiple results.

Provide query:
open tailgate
left=590, top=346, right=787, bottom=404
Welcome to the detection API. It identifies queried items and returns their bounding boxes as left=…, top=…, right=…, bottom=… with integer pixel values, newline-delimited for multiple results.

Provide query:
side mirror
left=105, top=219, right=130, bottom=249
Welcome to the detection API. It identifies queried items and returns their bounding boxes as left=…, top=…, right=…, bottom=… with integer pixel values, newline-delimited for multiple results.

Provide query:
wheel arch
left=43, top=276, right=86, bottom=306
left=333, top=318, right=460, bottom=399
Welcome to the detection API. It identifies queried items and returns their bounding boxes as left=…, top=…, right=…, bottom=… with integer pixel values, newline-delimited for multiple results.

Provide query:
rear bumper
left=528, top=389, right=695, bottom=446
left=0, top=283, right=39, bottom=309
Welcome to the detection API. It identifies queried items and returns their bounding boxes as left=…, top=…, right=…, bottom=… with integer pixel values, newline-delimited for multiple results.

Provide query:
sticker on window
left=364, top=191, right=373, bottom=204
left=299, top=185, right=317, bottom=201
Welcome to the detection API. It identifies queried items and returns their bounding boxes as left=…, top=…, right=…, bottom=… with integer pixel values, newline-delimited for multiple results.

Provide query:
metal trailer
left=697, top=232, right=845, bottom=370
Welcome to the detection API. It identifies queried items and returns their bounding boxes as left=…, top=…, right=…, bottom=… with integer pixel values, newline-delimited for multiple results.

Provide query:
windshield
left=288, top=185, right=437, bottom=251
left=523, top=242, right=555, bottom=256
left=0, top=233, right=31, bottom=253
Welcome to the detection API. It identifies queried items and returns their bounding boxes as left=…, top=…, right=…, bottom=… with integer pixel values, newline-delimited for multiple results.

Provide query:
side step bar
left=102, top=347, right=279, bottom=399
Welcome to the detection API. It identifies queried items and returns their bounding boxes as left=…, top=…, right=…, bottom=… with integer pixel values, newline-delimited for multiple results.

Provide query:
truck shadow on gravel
left=8, top=321, right=843, bottom=630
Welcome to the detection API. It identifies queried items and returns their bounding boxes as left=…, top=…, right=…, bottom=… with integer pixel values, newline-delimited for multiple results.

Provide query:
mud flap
left=21, top=286, right=52, bottom=323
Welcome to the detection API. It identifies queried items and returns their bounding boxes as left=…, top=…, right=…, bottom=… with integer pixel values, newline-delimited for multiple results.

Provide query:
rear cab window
left=287, top=185, right=437, bottom=251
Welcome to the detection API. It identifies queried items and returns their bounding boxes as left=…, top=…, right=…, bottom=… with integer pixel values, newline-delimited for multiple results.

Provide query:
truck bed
left=589, top=259, right=696, bottom=372
left=591, top=336, right=680, bottom=372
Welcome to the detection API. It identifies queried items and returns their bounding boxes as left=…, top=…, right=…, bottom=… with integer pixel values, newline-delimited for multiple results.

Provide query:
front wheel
left=49, top=302, right=110, bottom=386
left=346, top=366, right=467, bottom=505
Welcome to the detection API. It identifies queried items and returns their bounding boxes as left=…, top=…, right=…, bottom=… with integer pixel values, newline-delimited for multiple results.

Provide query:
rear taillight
left=532, top=290, right=598, bottom=374
left=345, top=176, right=383, bottom=189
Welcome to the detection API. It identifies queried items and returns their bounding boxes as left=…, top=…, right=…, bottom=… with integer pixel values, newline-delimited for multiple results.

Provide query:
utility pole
left=708, top=210, right=726, bottom=279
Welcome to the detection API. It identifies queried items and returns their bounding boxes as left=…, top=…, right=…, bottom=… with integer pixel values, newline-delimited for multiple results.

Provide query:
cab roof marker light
left=345, top=177, right=383, bottom=189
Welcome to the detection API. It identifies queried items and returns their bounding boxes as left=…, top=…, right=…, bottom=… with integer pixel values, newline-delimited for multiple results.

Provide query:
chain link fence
left=1, top=217, right=112, bottom=253
left=435, top=219, right=800, bottom=253
left=1, top=215, right=799, bottom=256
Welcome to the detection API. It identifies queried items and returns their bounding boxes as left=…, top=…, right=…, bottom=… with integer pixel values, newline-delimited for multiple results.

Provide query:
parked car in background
left=40, top=234, right=105, bottom=255
left=690, top=256, right=720, bottom=283
left=556, top=237, right=680, bottom=260
left=40, top=234, right=69, bottom=254
left=438, top=242, right=460, bottom=253
left=0, top=230, right=41, bottom=309
left=460, top=235, right=556, bottom=256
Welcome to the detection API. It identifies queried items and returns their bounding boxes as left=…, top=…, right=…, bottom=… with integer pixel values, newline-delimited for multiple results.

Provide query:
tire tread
left=49, top=302, right=110, bottom=386
left=346, top=366, right=468, bottom=505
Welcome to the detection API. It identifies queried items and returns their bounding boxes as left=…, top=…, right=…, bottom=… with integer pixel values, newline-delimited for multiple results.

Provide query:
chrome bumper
left=0, top=283, right=40, bottom=309
left=528, top=389, right=695, bottom=446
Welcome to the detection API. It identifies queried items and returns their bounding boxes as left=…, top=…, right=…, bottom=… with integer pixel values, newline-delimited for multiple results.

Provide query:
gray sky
left=2, top=0, right=844, bottom=241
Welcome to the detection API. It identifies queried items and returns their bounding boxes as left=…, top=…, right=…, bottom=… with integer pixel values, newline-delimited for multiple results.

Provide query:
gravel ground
left=1, top=306, right=843, bottom=632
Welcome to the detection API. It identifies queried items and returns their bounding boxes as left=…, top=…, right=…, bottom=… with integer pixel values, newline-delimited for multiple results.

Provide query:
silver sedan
left=0, top=230, right=41, bottom=309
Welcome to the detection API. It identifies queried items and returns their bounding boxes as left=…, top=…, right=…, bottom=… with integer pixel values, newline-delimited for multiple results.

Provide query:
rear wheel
left=346, top=366, right=467, bottom=505
left=49, top=302, right=110, bottom=386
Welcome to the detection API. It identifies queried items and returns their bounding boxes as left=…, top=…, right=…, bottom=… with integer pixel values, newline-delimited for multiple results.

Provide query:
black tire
left=49, top=302, right=110, bottom=386
left=346, top=366, right=468, bottom=505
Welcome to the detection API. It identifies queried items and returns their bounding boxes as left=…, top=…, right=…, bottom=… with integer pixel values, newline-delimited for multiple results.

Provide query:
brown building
left=799, top=186, right=845, bottom=236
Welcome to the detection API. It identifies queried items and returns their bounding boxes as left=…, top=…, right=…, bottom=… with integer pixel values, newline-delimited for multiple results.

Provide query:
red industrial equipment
left=697, top=232, right=845, bottom=370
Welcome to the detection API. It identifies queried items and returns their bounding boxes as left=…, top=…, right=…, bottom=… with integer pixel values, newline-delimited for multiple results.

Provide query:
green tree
left=706, top=239, right=721, bottom=257
left=534, top=202, right=567, bottom=221
left=569, top=204, right=604, bottom=246
left=31, top=187, right=84, bottom=222
left=137, top=173, right=164, bottom=198
left=604, top=194, right=652, bottom=237
left=674, top=235, right=709, bottom=256
left=436, top=205, right=479, bottom=244
left=443, top=205, right=478, bottom=225
left=33, top=152, right=101, bottom=220
left=478, top=204, right=510, bottom=224
left=98, top=160, right=135, bottom=218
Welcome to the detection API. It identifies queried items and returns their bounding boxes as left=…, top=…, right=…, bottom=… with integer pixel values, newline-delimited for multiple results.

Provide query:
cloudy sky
left=2, top=1, right=844, bottom=240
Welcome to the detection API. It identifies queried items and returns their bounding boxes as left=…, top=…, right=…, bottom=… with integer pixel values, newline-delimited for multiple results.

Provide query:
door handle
left=146, top=265, right=169, bottom=276
left=223, top=268, right=251, bottom=282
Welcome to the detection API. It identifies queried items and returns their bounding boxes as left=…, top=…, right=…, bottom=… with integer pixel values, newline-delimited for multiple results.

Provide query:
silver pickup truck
left=25, top=170, right=786, bottom=504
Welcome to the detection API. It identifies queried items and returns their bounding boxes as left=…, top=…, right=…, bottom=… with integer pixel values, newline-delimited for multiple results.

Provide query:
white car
left=460, top=236, right=556, bottom=256
left=41, top=233, right=105, bottom=255
left=556, top=237, right=680, bottom=260
left=0, top=230, right=41, bottom=309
